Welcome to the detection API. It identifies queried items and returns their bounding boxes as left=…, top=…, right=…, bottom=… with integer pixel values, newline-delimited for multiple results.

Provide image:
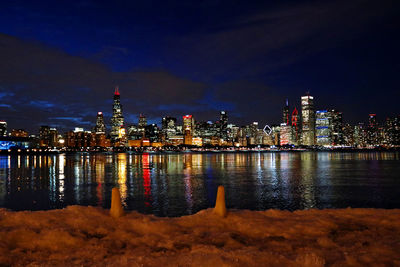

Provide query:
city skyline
left=1, top=87, right=398, bottom=135
left=1, top=87, right=399, bottom=150
left=0, top=0, right=399, bottom=133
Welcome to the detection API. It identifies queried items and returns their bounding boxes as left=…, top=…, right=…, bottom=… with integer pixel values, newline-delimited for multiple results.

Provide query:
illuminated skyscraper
left=316, top=110, right=331, bottom=146
left=280, top=123, right=294, bottom=146
left=110, top=87, right=124, bottom=141
left=39, top=126, right=58, bottom=147
left=0, top=121, right=7, bottom=136
left=369, top=114, right=377, bottom=128
left=282, top=99, right=289, bottom=125
left=137, top=114, right=147, bottom=137
left=139, top=114, right=147, bottom=128
left=183, top=115, right=195, bottom=134
left=94, top=112, right=106, bottom=134
left=162, top=116, right=177, bottom=138
left=219, top=111, right=228, bottom=139
left=301, top=94, right=315, bottom=146
left=291, top=107, right=299, bottom=144
left=367, top=113, right=379, bottom=145
left=183, top=115, right=194, bottom=145
left=39, top=126, right=50, bottom=147
left=330, top=109, right=343, bottom=145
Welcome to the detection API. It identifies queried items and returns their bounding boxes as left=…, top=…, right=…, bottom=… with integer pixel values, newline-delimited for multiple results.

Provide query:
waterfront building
left=65, top=128, right=92, bottom=148
left=330, top=109, right=344, bottom=146
left=145, top=124, right=160, bottom=142
left=282, top=99, right=290, bottom=125
left=110, top=87, right=124, bottom=142
left=76, top=131, right=92, bottom=148
left=369, top=113, right=377, bottom=128
left=139, top=114, right=147, bottom=128
left=0, top=136, right=35, bottom=150
left=183, top=115, right=195, bottom=135
left=393, top=115, right=400, bottom=146
left=0, top=121, right=7, bottom=136
left=184, top=130, right=193, bottom=145
left=280, top=123, right=294, bottom=146
left=342, top=123, right=355, bottom=146
left=117, top=126, right=127, bottom=146
left=65, top=131, right=75, bottom=147
left=168, top=135, right=184, bottom=146
left=383, top=116, right=400, bottom=146
left=192, top=137, right=203, bottom=146
left=366, top=114, right=379, bottom=146
left=39, top=126, right=57, bottom=147
left=271, top=125, right=281, bottom=146
left=291, top=107, right=299, bottom=145
left=11, top=129, right=28, bottom=137
left=316, top=110, right=332, bottom=146
left=94, top=133, right=107, bottom=147
left=301, top=94, right=315, bottom=146
left=162, top=116, right=177, bottom=139
left=219, top=111, right=228, bottom=140
left=128, top=125, right=142, bottom=140
left=195, top=121, right=219, bottom=142
left=354, top=123, right=367, bottom=148
left=228, top=124, right=240, bottom=143
left=94, top=112, right=106, bottom=134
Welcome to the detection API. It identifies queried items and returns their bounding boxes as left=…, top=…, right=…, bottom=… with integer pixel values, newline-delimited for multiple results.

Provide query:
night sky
left=0, top=0, right=399, bottom=133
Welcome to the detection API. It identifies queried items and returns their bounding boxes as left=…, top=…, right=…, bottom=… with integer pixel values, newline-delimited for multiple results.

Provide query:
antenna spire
left=114, top=86, right=120, bottom=96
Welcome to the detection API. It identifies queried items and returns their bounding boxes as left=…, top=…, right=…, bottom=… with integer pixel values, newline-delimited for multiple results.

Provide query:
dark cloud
left=0, top=33, right=210, bottom=132
left=169, top=0, right=398, bottom=80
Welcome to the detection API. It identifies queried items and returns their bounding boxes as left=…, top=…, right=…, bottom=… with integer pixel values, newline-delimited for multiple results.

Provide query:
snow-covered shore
left=1, top=206, right=399, bottom=266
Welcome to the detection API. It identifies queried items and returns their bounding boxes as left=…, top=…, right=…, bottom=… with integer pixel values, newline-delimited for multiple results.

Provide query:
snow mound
left=1, top=206, right=400, bottom=266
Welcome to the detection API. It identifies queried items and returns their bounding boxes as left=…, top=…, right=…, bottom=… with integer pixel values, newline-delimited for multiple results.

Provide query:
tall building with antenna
left=282, top=99, right=290, bottom=125
left=110, top=86, right=124, bottom=141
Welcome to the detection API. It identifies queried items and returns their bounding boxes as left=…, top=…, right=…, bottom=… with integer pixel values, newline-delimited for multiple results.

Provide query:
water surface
left=0, top=152, right=399, bottom=216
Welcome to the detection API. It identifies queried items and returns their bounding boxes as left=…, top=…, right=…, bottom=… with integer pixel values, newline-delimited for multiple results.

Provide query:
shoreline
left=1, top=147, right=400, bottom=155
left=1, top=206, right=399, bottom=266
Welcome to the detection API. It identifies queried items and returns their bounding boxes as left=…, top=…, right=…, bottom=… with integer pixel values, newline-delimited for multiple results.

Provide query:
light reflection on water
left=0, top=152, right=399, bottom=216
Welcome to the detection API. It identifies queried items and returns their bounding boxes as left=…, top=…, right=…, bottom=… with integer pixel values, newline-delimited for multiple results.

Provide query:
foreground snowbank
left=1, top=207, right=399, bottom=266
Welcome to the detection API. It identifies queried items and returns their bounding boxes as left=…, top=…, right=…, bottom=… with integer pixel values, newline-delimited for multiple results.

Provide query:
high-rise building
left=369, top=114, right=377, bottom=128
left=0, top=121, right=7, bottom=136
left=39, top=126, right=58, bottom=147
left=301, top=94, right=315, bottom=146
left=139, top=114, right=147, bottom=128
left=94, top=112, right=106, bottom=134
left=291, top=107, right=299, bottom=145
left=316, top=110, right=332, bottom=146
left=330, top=109, right=343, bottom=146
left=384, top=115, right=400, bottom=146
left=110, top=86, right=124, bottom=141
left=280, top=123, right=293, bottom=146
left=367, top=114, right=379, bottom=146
left=162, top=116, right=176, bottom=139
left=219, top=111, right=228, bottom=139
left=342, top=123, right=355, bottom=146
left=183, top=115, right=194, bottom=145
left=282, top=99, right=290, bottom=125
left=145, top=124, right=160, bottom=142
left=128, top=125, right=142, bottom=140
left=183, top=115, right=195, bottom=135
left=39, top=126, right=50, bottom=147
left=49, top=128, right=58, bottom=147
left=354, top=123, right=367, bottom=147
